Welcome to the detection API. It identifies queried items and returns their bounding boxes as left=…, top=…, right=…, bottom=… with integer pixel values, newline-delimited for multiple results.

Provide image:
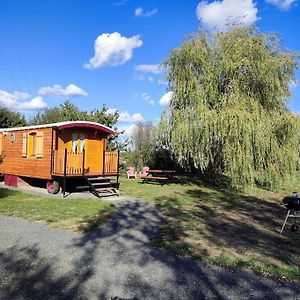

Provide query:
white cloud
left=0, top=90, right=47, bottom=111
left=196, top=0, right=258, bottom=30
left=290, top=80, right=298, bottom=88
left=159, top=91, right=174, bottom=106
left=132, top=74, right=155, bottom=82
left=123, top=124, right=138, bottom=136
left=17, top=96, right=47, bottom=111
left=135, top=7, right=158, bottom=17
left=0, top=90, right=30, bottom=107
left=84, top=32, right=143, bottom=69
left=39, top=84, right=87, bottom=97
left=114, top=0, right=129, bottom=6
left=119, top=111, right=144, bottom=123
left=265, top=0, right=296, bottom=10
left=134, top=64, right=162, bottom=74
left=141, top=93, right=155, bottom=105
left=158, top=79, right=168, bottom=86
left=106, top=108, right=118, bottom=115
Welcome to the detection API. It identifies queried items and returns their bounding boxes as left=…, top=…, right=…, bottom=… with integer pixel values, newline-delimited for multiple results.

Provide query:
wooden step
left=83, top=176, right=118, bottom=198
left=88, top=177, right=111, bottom=183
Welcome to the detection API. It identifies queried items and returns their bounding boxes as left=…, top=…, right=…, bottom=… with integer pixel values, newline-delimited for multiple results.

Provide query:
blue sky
left=0, top=0, right=299, bottom=134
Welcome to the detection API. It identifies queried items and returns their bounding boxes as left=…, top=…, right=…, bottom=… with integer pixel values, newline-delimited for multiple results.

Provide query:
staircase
left=75, top=176, right=119, bottom=198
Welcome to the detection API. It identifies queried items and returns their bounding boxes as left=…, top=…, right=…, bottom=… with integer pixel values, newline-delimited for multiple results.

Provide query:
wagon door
left=84, top=135, right=104, bottom=175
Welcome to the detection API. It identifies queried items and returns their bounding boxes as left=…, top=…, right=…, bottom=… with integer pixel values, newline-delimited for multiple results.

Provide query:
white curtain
left=79, top=134, right=85, bottom=153
left=72, top=134, right=78, bottom=153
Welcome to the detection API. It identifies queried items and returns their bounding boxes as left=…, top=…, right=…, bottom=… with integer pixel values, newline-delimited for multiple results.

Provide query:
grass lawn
left=119, top=176, right=300, bottom=281
left=0, top=188, right=116, bottom=231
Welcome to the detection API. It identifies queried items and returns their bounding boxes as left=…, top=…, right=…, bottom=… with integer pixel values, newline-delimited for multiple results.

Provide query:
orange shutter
left=0, top=134, right=2, bottom=155
left=22, top=133, right=27, bottom=157
left=35, top=131, right=44, bottom=158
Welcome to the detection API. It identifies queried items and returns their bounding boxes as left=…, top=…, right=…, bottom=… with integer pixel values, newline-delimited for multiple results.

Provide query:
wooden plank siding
left=0, top=125, right=118, bottom=180
left=57, top=128, right=105, bottom=174
left=0, top=128, right=53, bottom=180
left=104, top=152, right=119, bottom=175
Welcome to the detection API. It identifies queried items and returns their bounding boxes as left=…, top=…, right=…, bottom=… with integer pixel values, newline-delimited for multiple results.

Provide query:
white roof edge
left=0, top=121, right=115, bottom=133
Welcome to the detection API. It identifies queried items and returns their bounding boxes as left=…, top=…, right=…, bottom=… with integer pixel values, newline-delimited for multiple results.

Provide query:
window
left=28, top=133, right=37, bottom=157
left=79, top=134, right=85, bottom=153
left=72, top=133, right=78, bottom=153
left=9, top=133, right=15, bottom=143
left=23, top=131, right=44, bottom=158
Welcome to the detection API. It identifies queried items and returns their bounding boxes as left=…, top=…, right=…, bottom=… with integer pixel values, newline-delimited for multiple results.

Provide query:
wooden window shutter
left=0, top=134, right=2, bottom=154
left=22, top=133, right=27, bottom=157
left=36, top=131, right=44, bottom=158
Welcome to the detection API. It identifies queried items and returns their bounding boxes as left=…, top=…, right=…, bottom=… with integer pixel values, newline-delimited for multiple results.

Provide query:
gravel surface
left=0, top=196, right=300, bottom=300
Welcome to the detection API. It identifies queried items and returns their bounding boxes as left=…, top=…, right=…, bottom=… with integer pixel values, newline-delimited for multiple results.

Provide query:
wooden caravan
left=0, top=121, right=119, bottom=197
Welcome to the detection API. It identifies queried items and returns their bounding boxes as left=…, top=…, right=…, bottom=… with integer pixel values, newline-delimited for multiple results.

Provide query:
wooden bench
left=141, top=176, right=169, bottom=181
left=141, top=172, right=179, bottom=185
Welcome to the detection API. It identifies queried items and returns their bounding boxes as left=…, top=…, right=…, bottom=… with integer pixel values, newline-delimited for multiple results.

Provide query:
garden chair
left=127, top=167, right=137, bottom=179
left=140, top=166, right=150, bottom=177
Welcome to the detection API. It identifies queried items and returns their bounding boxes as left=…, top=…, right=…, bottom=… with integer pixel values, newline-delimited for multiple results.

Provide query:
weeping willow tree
left=160, top=26, right=300, bottom=189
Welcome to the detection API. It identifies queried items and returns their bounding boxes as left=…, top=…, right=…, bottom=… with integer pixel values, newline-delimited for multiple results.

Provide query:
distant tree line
left=0, top=100, right=120, bottom=148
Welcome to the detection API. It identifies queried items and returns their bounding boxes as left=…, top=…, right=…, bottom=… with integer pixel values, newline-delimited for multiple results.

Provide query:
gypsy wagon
left=0, top=121, right=119, bottom=197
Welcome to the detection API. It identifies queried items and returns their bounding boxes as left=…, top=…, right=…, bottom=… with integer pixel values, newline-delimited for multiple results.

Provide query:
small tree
left=162, top=26, right=300, bottom=189
left=130, top=121, right=158, bottom=170
left=0, top=107, right=27, bottom=128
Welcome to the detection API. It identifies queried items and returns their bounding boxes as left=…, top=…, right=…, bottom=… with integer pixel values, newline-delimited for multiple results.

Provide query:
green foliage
left=130, top=121, right=158, bottom=169
left=30, top=100, right=119, bottom=128
left=128, top=120, right=177, bottom=171
left=162, top=26, right=300, bottom=189
left=0, top=106, right=27, bottom=128
left=30, top=100, right=120, bottom=147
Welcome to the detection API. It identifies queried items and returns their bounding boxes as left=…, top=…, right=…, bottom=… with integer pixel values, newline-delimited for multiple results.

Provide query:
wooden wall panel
left=57, top=128, right=106, bottom=174
left=0, top=128, right=53, bottom=180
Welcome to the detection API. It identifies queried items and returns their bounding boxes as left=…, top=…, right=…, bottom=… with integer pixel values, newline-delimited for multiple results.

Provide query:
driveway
left=0, top=197, right=300, bottom=299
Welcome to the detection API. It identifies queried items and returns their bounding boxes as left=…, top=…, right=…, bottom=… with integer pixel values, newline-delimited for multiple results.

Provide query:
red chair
left=140, top=166, right=150, bottom=177
left=127, top=167, right=137, bottom=179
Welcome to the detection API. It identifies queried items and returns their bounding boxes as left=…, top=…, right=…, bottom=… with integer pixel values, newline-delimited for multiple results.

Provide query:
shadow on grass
left=0, top=187, right=20, bottom=198
left=77, top=208, right=116, bottom=232
left=154, top=187, right=300, bottom=280
left=1, top=199, right=300, bottom=299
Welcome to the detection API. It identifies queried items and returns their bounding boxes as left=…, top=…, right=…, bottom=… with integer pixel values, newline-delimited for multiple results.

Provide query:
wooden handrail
left=52, top=150, right=119, bottom=176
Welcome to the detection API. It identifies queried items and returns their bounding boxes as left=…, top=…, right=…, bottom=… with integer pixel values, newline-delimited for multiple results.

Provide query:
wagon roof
left=0, top=121, right=115, bottom=134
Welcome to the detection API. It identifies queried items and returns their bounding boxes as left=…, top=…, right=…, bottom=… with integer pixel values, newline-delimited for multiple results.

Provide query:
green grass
left=119, top=176, right=300, bottom=281
left=0, top=188, right=116, bottom=231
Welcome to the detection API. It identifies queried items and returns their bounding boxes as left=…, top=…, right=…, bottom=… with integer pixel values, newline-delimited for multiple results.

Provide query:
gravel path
left=0, top=197, right=300, bottom=300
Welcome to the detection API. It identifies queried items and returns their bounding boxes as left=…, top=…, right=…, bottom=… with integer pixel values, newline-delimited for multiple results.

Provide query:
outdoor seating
left=140, top=166, right=150, bottom=177
left=126, top=167, right=137, bottom=179
left=141, top=169, right=178, bottom=185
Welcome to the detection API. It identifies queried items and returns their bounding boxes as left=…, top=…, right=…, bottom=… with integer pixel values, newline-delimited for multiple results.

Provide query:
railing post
left=63, top=148, right=67, bottom=197
left=102, top=149, right=105, bottom=176
left=116, top=150, right=120, bottom=187
left=82, top=148, right=85, bottom=176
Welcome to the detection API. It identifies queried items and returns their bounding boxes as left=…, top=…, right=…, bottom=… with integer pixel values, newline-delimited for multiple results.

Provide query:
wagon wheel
left=47, top=180, right=60, bottom=194
left=291, top=224, right=299, bottom=232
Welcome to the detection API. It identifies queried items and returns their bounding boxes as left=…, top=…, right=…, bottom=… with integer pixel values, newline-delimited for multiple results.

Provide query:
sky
left=0, top=0, right=299, bottom=135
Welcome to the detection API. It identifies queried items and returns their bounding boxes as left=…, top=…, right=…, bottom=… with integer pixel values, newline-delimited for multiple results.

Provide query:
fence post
left=82, top=148, right=85, bottom=176
left=103, top=149, right=106, bottom=176
left=116, top=150, right=120, bottom=187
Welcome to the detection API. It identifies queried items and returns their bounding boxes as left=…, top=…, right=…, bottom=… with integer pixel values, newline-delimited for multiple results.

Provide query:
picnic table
left=141, top=169, right=178, bottom=185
